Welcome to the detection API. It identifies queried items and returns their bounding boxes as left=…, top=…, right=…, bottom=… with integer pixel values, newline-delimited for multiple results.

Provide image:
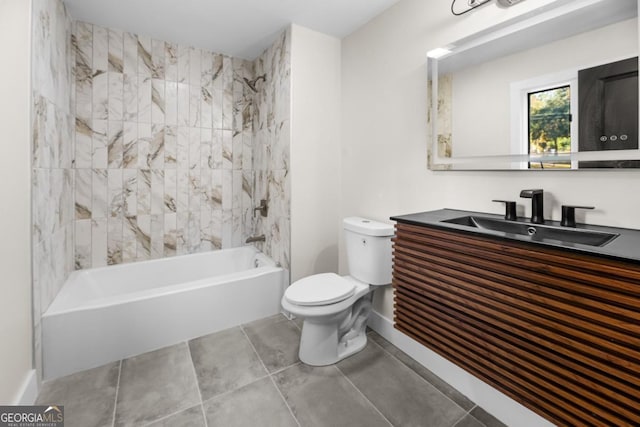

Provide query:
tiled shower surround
left=32, top=0, right=291, bottom=381
left=32, top=0, right=75, bottom=383
left=72, top=23, right=291, bottom=269
left=252, top=30, right=291, bottom=272
left=75, top=23, right=246, bottom=267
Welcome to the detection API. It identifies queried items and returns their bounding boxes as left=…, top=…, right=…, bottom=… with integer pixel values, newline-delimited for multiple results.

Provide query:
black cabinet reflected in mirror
left=578, top=56, right=639, bottom=168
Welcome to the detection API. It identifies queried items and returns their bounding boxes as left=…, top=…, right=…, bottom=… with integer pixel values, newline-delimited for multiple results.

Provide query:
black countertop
left=391, top=209, right=640, bottom=264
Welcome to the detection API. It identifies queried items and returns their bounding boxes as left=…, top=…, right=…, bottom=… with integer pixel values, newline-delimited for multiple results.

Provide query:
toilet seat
left=284, top=273, right=355, bottom=306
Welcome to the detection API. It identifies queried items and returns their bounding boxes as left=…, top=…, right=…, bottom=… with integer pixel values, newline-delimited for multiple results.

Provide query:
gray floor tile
left=454, top=414, right=486, bottom=427
left=273, top=363, right=390, bottom=427
left=203, top=377, right=297, bottom=427
left=242, top=314, right=300, bottom=372
left=368, top=331, right=475, bottom=411
left=189, top=327, right=268, bottom=401
left=36, top=361, right=119, bottom=427
left=145, top=405, right=205, bottom=427
left=35, top=314, right=505, bottom=427
left=115, top=343, right=200, bottom=426
left=337, top=341, right=466, bottom=427
left=470, top=406, right=508, bottom=427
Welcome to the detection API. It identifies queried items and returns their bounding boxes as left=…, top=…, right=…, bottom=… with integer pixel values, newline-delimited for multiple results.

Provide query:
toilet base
left=297, top=293, right=372, bottom=366
left=298, top=320, right=368, bottom=366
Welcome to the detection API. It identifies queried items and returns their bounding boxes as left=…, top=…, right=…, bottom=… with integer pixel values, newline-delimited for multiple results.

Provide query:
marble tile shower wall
left=30, top=2, right=290, bottom=381
left=251, top=29, right=291, bottom=270
left=72, top=22, right=256, bottom=268
left=31, top=0, right=75, bottom=381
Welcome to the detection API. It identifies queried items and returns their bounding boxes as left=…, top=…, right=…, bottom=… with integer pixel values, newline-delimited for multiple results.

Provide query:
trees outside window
left=528, top=85, right=571, bottom=169
left=528, top=85, right=571, bottom=154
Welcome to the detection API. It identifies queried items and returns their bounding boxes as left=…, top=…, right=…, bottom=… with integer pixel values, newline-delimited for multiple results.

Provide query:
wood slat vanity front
left=392, top=222, right=640, bottom=426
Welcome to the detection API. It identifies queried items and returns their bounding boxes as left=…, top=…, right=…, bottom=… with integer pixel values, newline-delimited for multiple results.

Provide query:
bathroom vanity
left=390, top=209, right=640, bottom=426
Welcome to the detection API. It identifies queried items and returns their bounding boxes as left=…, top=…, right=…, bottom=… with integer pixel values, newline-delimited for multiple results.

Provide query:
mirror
left=428, top=0, right=639, bottom=170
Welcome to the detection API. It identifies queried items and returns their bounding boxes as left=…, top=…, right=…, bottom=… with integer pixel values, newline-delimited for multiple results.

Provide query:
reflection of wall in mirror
left=445, top=18, right=637, bottom=158
left=427, top=74, right=452, bottom=168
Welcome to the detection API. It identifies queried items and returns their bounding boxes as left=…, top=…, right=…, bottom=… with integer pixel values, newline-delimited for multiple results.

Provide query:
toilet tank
left=343, top=217, right=394, bottom=285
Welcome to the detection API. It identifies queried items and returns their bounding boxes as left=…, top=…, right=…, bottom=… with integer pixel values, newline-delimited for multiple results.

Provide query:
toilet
left=281, top=217, right=394, bottom=366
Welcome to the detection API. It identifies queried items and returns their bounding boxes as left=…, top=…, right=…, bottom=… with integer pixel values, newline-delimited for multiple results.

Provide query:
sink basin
left=442, top=215, right=619, bottom=247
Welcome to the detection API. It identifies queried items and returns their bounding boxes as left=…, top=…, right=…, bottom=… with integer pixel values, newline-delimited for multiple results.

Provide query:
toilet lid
left=285, top=273, right=355, bottom=306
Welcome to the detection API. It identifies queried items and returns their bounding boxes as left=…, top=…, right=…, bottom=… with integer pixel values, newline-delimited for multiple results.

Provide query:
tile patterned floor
left=36, top=314, right=508, bottom=427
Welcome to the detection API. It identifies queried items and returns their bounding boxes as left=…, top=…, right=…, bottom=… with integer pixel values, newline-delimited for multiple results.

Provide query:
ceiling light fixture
left=496, top=0, right=527, bottom=7
left=451, top=0, right=526, bottom=16
left=451, top=0, right=491, bottom=16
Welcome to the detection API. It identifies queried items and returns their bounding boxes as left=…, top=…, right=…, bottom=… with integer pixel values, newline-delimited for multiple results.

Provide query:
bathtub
left=42, top=246, right=285, bottom=380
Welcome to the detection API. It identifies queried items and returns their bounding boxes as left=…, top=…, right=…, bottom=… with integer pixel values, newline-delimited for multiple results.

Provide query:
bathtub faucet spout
left=246, top=235, right=266, bottom=243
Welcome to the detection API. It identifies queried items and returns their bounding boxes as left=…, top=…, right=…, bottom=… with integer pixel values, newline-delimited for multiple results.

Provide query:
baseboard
left=13, top=369, right=37, bottom=405
left=367, top=311, right=553, bottom=427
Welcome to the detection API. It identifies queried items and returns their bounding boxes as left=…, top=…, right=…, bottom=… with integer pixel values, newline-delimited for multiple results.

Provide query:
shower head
left=244, top=74, right=267, bottom=92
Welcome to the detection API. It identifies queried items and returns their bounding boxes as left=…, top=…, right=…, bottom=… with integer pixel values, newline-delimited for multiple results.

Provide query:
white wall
left=0, top=0, right=34, bottom=404
left=341, top=0, right=640, bottom=319
left=290, top=25, right=342, bottom=282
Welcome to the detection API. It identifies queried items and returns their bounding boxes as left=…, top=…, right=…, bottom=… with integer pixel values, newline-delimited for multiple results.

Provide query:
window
left=528, top=85, right=572, bottom=169
left=510, top=70, right=578, bottom=169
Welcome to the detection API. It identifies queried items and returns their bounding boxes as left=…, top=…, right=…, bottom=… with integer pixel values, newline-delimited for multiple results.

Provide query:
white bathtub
left=42, top=246, right=285, bottom=380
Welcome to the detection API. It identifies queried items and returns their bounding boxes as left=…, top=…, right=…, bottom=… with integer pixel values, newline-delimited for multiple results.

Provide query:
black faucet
left=561, top=205, right=594, bottom=227
left=520, top=189, right=544, bottom=224
left=492, top=200, right=517, bottom=221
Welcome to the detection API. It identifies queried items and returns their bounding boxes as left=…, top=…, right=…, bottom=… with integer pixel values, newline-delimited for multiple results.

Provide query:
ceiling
left=63, top=0, right=400, bottom=60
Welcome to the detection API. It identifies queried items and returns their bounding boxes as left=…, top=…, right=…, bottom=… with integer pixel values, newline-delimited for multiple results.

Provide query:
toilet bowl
left=282, top=217, right=394, bottom=366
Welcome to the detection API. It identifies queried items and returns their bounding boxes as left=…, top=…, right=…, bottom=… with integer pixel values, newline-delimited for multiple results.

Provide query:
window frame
left=510, top=70, right=578, bottom=169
